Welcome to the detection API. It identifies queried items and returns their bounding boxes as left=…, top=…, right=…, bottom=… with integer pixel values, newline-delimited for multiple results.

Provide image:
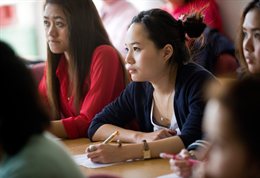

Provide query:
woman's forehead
left=44, top=3, right=66, bottom=19
left=126, top=23, right=150, bottom=44
left=243, top=8, right=260, bottom=29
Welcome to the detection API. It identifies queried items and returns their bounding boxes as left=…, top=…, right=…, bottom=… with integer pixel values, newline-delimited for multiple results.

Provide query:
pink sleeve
left=62, top=45, right=125, bottom=138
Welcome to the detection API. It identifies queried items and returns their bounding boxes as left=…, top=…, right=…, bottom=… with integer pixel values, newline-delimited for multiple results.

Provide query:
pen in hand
left=102, top=130, right=119, bottom=144
left=160, top=153, right=200, bottom=166
left=87, top=131, right=119, bottom=152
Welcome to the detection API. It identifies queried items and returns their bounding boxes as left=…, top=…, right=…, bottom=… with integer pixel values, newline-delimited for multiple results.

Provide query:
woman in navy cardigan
left=87, top=8, right=216, bottom=163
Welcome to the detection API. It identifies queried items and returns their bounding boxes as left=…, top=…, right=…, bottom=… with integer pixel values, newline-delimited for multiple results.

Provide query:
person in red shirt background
left=39, top=0, right=127, bottom=139
left=162, top=0, right=239, bottom=77
left=162, top=0, right=223, bottom=32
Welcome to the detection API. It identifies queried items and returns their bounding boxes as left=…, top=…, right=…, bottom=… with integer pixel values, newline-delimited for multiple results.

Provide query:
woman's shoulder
left=0, top=133, right=84, bottom=178
left=32, top=133, right=85, bottom=177
left=21, top=133, right=73, bottom=161
left=92, top=44, right=119, bottom=64
left=181, top=62, right=213, bottom=76
left=94, top=44, right=117, bottom=55
left=177, top=63, right=216, bottom=86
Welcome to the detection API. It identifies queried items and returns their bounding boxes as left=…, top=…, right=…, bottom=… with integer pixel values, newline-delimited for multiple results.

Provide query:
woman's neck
left=151, top=65, right=178, bottom=95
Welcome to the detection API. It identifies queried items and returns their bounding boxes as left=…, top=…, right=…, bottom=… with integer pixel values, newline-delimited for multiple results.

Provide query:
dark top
left=191, top=27, right=237, bottom=73
left=88, top=63, right=216, bottom=147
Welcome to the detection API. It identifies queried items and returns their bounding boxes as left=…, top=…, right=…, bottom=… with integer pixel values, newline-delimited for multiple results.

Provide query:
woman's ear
left=162, top=44, right=173, bottom=63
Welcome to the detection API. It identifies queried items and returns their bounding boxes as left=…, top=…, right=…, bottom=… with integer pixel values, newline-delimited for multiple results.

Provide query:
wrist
left=121, top=143, right=143, bottom=161
left=142, top=140, right=151, bottom=160
left=133, top=132, right=143, bottom=143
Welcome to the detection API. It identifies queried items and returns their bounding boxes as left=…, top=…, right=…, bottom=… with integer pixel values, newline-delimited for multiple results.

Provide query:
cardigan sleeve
left=177, top=69, right=216, bottom=147
left=88, top=82, right=137, bottom=140
left=62, top=45, right=125, bottom=139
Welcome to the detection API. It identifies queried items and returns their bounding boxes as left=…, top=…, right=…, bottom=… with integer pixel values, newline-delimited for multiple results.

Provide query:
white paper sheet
left=157, top=173, right=181, bottom=178
left=73, top=154, right=120, bottom=168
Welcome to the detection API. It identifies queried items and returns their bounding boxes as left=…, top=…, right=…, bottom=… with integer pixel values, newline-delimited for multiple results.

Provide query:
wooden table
left=63, top=138, right=173, bottom=178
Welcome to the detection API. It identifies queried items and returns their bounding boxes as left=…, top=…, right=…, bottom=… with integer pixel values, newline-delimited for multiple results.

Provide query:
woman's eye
left=242, top=31, right=248, bottom=39
left=56, top=22, right=65, bottom=28
left=133, top=47, right=140, bottom=51
left=43, top=20, right=50, bottom=27
left=254, top=32, right=260, bottom=40
left=125, top=47, right=129, bottom=52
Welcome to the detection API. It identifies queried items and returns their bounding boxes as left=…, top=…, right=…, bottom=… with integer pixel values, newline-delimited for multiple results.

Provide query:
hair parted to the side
left=44, top=0, right=127, bottom=119
left=236, top=0, right=260, bottom=77
left=129, top=8, right=205, bottom=66
left=0, top=41, right=50, bottom=156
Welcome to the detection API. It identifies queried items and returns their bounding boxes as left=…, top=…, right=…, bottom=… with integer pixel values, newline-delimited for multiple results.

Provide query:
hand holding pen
left=160, top=149, right=201, bottom=178
left=160, top=152, right=200, bottom=166
left=86, top=131, right=123, bottom=163
left=87, top=131, right=120, bottom=152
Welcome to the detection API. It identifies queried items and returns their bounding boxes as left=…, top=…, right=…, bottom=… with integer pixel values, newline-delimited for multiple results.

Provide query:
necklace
left=153, top=90, right=174, bottom=127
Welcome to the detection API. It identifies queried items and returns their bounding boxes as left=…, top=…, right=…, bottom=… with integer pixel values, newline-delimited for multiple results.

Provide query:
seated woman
left=169, top=1, right=260, bottom=177
left=86, top=8, right=216, bottom=164
left=39, top=0, right=126, bottom=139
left=236, top=0, right=260, bottom=77
left=170, top=75, right=260, bottom=178
left=0, top=41, right=85, bottom=178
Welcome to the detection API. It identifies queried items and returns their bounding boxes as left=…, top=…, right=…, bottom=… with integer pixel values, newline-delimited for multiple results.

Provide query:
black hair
left=0, top=41, right=50, bottom=156
left=129, top=8, right=205, bottom=65
left=242, top=0, right=260, bottom=18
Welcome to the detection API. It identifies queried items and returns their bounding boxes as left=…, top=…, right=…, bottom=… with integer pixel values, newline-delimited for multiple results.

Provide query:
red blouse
left=39, top=45, right=125, bottom=138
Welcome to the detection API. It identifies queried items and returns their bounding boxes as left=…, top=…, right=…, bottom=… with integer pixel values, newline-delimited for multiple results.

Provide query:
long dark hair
left=236, top=0, right=260, bottom=77
left=44, top=0, right=126, bottom=118
left=129, top=9, right=205, bottom=70
left=0, top=41, right=50, bottom=156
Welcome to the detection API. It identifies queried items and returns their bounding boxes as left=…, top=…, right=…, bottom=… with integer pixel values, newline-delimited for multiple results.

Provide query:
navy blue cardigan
left=88, top=63, right=215, bottom=147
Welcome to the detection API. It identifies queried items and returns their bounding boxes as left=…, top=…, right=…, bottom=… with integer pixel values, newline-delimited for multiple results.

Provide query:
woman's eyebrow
left=43, top=15, right=65, bottom=20
left=242, top=26, right=260, bottom=31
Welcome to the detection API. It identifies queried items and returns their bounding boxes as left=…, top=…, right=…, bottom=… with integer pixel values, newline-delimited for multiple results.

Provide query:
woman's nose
left=244, top=36, right=254, bottom=52
left=125, top=51, right=135, bottom=64
left=48, top=24, right=57, bottom=37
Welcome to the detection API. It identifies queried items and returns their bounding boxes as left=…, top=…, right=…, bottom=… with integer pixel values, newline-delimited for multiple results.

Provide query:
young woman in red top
left=39, top=0, right=127, bottom=139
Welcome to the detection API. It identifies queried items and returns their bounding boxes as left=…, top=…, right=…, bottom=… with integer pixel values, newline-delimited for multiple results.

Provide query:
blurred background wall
left=215, top=0, right=250, bottom=42
left=0, top=0, right=250, bottom=62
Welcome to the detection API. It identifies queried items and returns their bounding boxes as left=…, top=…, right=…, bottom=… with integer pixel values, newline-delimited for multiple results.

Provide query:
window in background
left=0, top=1, right=46, bottom=61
